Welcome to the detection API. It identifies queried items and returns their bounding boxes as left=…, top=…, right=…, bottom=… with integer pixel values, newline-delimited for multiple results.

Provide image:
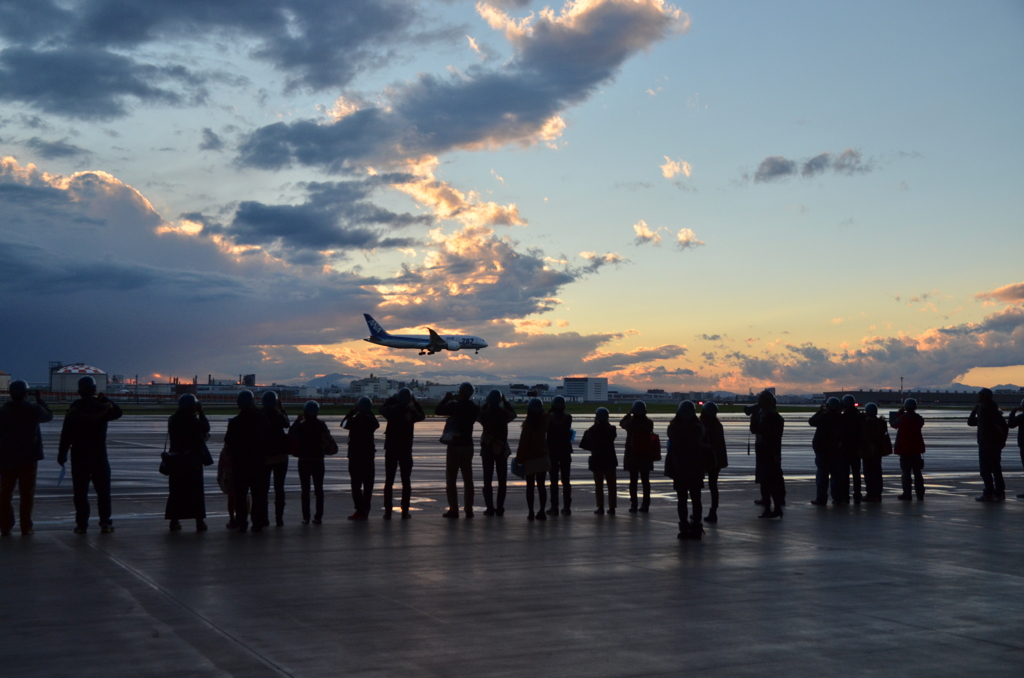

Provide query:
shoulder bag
left=439, top=416, right=461, bottom=445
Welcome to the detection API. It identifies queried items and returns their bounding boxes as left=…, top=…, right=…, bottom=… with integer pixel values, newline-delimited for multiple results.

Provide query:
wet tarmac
left=3, top=412, right=1023, bottom=676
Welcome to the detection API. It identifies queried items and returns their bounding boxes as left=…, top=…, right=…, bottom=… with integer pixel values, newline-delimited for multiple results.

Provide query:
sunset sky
left=2, top=0, right=1023, bottom=392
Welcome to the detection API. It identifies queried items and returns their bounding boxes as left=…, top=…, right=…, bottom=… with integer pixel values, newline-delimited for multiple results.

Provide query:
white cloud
left=676, top=228, right=704, bottom=250
left=633, top=219, right=661, bottom=245
left=660, top=156, right=692, bottom=179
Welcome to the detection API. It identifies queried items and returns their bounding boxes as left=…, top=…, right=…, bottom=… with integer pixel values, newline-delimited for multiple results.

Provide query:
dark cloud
left=614, top=181, right=654, bottom=191
left=754, top=156, right=797, bottom=182
left=0, top=239, right=249, bottom=299
left=583, top=345, right=688, bottom=373
left=237, top=0, right=684, bottom=170
left=0, top=1, right=434, bottom=118
left=577, top=252, right=627, bottom=274
left=698, top=334, right=721, bottom=341
left=755, top=148, right=873, bottom=183
left=832, top=148, right=871, bottom=175
left=801, top=152, right=831, bottom=177
left=190, top=176, right=432, bottom=265
left=0, top=46, right=207, bottom=119
left=718, top=302, right=1024, bottom=389
left=25, top=136, right=91, bottom=159
left=198, top=128, right=224, bottom=152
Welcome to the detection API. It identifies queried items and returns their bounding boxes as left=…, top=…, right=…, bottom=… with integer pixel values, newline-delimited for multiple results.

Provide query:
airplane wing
left=427, top=328, right=449, bottom=352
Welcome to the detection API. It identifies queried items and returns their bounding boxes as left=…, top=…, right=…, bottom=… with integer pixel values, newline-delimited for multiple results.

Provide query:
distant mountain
left=305, top=373, right=358, bottom=389
left=951, top=383, right=1023, bottom=392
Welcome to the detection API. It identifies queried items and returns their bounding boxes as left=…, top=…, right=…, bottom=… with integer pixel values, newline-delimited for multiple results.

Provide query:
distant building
left=50, top=364, right=107, bottom=393
left=563, top=377, right=608, bottom=402
left=351, top=377, right=393, bottom=398
left=476, top=384, right=512, bottom=398
left=0, top=371, right=10, bottom=393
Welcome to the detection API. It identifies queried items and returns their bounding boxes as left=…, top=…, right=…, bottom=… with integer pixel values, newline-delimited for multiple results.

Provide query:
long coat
left=165, top=410, right=211, bottom=521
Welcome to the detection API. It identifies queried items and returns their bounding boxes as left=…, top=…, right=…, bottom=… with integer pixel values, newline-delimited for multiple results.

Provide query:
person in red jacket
left=891, top=398, right=925, bottom=500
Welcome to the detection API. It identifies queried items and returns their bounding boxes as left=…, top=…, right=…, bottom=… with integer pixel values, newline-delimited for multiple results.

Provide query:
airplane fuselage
left=364, top=334, right=488, bottom=351
left=362, top=314, right=489, bottom=355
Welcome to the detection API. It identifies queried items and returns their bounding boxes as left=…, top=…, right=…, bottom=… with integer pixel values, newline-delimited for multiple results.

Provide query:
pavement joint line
left=854, top=611, right=1024, bottom=652
left=80, top=539, right=298, bottom=678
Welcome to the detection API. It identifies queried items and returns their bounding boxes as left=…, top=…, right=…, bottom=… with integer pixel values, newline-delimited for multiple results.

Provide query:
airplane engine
left=446, top=340, right=462, bottom=351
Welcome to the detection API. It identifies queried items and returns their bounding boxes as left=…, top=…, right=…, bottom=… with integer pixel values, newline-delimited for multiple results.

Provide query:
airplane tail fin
left=364, top=313, right=390, bottom=339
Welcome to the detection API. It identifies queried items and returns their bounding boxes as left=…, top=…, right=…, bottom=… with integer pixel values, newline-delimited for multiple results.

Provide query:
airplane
left=363, top=314, right=489, bottom=356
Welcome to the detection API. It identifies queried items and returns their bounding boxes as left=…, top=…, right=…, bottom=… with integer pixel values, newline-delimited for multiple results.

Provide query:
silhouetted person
left=1008, top=399, right=1024, bottom=498
left=516, top=398, right=550, bottom=521
left=223, top=390, right=270, bottom=533
left=741, top=401, right=765, bottom=507
left=436, top=382, right=479, bottom=518
left=666, top=401, right=707, bottom=539
left=164, top=394, right=212, bottom=532
left=380, top=388, right=425, bottom=519
left=261, top=391, right=290, bottom=526
left=477, top=389, right=516, bottom=516
left=580, top=407, right=617, bottom=515
left=752, top=390, right=785, bottom=518
left=809, top=397, right=843, bottom=505
left=289, top=400, right=337, bottom=524
left=343, top=396, right=379, bottom=521
left=58, top=376, right=122, bottom=534
left=700, top=401, right=727, bottom=523
left=968, top=388, right=1008, bottom=502
left=217, top=437, right=237, bottom=529
left=546, top=396, right=574, bottom=516
left=0, top=380, right=52, bottom=536
left=891, top=398, right=925, bottom=500
left=861, top=403, right=891, bottom=502
left=839, top=395, right=866, bottom=504
left=620, top=400, right=655, bottom=513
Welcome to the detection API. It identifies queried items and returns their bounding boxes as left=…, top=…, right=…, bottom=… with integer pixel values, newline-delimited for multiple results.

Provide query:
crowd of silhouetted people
left=1, top=377, right=1023, bottom=541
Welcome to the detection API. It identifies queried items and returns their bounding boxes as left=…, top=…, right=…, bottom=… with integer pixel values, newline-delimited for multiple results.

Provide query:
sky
left=1, top=0, right=1023, bottom=393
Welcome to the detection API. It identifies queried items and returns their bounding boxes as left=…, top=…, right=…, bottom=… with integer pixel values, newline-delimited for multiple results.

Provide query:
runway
left=3, top=412, right=1023, bottom=677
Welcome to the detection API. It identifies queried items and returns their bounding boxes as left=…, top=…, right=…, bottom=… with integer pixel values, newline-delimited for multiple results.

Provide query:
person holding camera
left=224, top=390, right=270, bottom=533
left=665, top=400, right=708, bottom=539
left=342, top=397, right=379, bottom=521
left=546, top=395, right=574, bottom=516
left=891, top=398, right=925, bottom=500
left=839, top=395, right=867, bottom=504
left=751, top=390, right=785, bottom=518
left=699, top=401, right=727, bottom=523
left=435, top=383, right=479, bottom=518
left=58, top=376, right=123, bottom=534
left=380, top=388, right=425, bottom=519
left=261, top=391, right=291, bottom=526
left=968, top=388, right=1009, bottom=502
left=0, top=380, right=53, bottom=536
left=580, top=407, right=618, bottom=515
left=477, top=389, right=517, bottom=516
left=516, top=398, right=550, bottom=521
left=861, top=403, right=891, bottom=502
left=808, top=398, right=843, bottom=505
left=289, top=400, right=337, bottom=524
left=620, top=400, right=655, bottom=513
left=164, top=394, right=212, bottom=532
